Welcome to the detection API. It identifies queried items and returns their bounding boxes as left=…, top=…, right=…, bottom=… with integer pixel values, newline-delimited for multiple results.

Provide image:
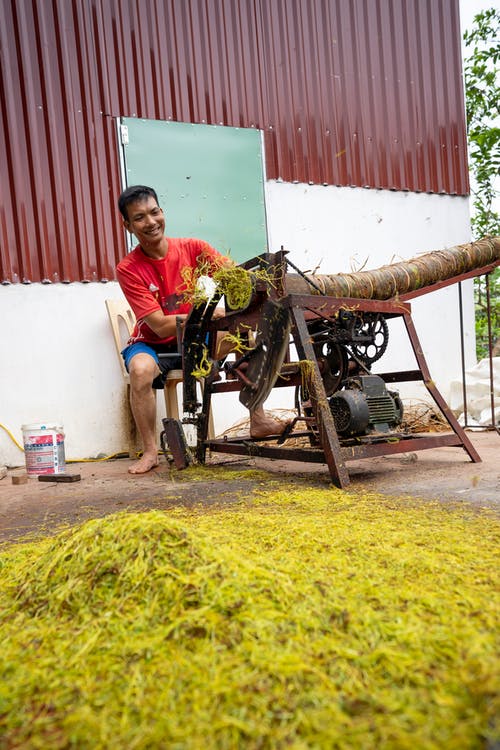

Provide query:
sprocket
left=349, top=313, right=389, bottom=365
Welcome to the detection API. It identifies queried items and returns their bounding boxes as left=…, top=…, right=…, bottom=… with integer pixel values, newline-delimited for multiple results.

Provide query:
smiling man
left=116, top=185, right=285, bottom=474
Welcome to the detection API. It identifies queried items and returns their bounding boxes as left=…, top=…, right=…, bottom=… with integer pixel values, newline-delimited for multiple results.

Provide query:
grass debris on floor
left=0, top=487, right=498, bottom=749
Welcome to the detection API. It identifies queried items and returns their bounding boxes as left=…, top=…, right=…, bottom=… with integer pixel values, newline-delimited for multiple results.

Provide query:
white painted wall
left=0, top=184, right=474, bottom=468
left=265, top=182, right=476, bottom=389
left=0, top=282, right=132, bottom=468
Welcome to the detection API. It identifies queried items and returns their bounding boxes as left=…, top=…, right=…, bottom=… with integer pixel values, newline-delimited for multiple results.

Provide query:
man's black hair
left=118, top=185, right=159, bottom=220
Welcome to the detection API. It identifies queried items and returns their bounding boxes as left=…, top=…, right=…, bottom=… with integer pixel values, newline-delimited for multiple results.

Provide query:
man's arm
left=144, top=304, right=226, bottom=340
left=143, top=310, right=188, bottom=339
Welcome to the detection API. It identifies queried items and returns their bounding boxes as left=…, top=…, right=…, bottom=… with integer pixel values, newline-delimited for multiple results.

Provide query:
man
left=116, top=185, right=284, bottom=474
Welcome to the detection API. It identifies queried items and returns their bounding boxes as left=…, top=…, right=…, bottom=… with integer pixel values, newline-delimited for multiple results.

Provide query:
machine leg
left=291, top=307, right=351, bottom=488
left=196, top=377, right=213, bottom=464
left=403, top=312, right=481, bottom=463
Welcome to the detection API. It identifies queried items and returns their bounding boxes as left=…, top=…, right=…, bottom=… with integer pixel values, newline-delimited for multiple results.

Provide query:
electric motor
left=329, top=375, right=403, bottom=436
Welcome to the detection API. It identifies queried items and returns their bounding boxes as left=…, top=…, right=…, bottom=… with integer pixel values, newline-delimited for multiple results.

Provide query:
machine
left=161, top=238, right=499, bottom=488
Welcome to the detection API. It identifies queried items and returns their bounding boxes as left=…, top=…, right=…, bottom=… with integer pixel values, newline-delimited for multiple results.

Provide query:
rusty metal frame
left=197, top=291, right=481, bottom=489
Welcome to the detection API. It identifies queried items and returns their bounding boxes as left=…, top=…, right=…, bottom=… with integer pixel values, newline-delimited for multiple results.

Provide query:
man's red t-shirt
left=116, top=237, right=226, bottom=346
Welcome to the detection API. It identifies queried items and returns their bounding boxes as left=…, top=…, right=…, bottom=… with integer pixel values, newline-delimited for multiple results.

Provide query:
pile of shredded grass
left=0, top=488, right=498, bottom=749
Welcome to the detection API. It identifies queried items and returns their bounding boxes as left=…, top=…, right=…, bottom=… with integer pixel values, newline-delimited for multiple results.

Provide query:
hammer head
left=239, top=299, right=291, bottom=412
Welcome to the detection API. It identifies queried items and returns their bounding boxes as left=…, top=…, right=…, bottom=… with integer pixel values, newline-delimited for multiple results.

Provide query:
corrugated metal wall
left=0, top=0, right=469, bottom=284
left=0, top=0, right=123, bottom=283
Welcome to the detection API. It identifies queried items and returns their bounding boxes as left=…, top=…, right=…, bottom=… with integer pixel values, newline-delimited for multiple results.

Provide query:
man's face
left=123, top=196, right=165, bottom=248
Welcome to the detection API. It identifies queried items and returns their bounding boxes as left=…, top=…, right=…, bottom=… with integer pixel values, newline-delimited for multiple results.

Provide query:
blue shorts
left=121, top=342, right=182, bottom=389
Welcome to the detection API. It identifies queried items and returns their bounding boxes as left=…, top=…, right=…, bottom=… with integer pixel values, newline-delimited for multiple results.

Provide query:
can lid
left=22, top=424, right=64, bottom=432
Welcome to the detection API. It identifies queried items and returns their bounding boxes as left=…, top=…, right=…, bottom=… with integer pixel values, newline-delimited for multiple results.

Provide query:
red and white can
left=22, top=424, right=66, bottom=476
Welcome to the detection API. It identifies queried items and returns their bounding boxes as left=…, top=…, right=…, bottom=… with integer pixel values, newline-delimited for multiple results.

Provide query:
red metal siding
left=0, top=0, right=469, bottom=284
left=255, top=0, right=468, bottom=191
left=0, top=0, right=123, bottom=283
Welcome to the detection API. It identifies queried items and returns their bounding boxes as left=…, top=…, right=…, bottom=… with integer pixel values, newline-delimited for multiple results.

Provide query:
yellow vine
left=191, top=345, right=212, bottom=380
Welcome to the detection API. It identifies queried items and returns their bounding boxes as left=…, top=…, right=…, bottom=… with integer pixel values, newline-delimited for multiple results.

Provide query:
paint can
left=22, top=424, right=66, bottom=476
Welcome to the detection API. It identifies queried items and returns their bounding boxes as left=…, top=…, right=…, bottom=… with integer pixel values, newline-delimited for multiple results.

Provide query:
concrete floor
left=1, top=429, right=498, bottom=545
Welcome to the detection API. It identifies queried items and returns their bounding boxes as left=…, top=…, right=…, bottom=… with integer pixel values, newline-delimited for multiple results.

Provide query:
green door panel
left=122, top=118, right=268, bottom=263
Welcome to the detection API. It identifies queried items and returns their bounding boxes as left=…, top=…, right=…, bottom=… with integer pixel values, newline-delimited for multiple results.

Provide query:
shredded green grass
left=0, top=487, right=498, bottom=749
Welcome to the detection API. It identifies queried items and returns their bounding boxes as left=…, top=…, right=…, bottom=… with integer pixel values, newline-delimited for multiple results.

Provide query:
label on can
left=23, top=430, right=66, bottom=475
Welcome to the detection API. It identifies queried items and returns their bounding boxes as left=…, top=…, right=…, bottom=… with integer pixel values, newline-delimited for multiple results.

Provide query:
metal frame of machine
left=163, top=250, right=497, bottom=488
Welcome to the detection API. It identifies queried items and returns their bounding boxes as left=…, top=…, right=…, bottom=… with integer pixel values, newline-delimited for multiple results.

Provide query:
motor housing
left=329, top=375, right=403, bottom=436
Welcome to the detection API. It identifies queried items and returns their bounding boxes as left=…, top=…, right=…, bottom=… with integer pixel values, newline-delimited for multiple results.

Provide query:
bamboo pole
left=284, top=237, right=500, bottom=300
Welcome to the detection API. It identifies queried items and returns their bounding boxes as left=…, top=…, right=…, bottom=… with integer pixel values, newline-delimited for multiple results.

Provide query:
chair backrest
left=105, top=298, right=136, bottom=381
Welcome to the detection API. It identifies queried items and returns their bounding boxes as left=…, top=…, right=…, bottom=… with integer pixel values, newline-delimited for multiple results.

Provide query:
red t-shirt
left=116, top=237, right=226, bottom=345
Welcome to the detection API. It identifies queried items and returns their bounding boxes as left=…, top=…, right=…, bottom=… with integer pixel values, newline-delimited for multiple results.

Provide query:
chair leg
left=164, top=381, right=181, bottom=421
left=207, top=409, right=215, bottom=439
left=125, top=384, right=138, bottom=458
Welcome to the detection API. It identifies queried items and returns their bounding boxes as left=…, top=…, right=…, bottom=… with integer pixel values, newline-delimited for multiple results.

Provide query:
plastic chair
left=105, top=298, right=184, bottom=457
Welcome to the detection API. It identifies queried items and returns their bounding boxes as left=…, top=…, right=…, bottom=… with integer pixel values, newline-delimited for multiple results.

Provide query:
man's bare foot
left=250, top=410, right=289, bottom=439
left=128, top=451, right=159, bottom=474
